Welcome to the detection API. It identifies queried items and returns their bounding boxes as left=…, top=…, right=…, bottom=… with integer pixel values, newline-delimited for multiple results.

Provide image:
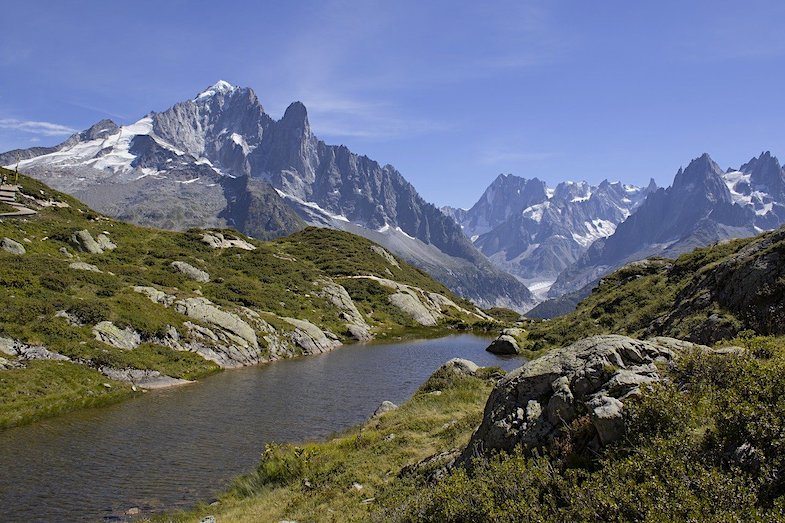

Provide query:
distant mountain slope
left=445, top=173, right=655, bottom=296
left=2, top=81, right=533, bottom=310
left=509, top=222, right=785, bottom=353
left=550, top=152, right=785, bottom=297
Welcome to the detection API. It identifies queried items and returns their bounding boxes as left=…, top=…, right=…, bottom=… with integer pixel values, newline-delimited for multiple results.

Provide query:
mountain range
left=548, top=151, right=785, bottom=297
left=0, top=81, right=534, bottom=311
left=443, top=175, right=657, bottom=297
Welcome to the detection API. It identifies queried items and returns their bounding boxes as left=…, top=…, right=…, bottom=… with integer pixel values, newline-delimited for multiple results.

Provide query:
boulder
left=486, top=334, right=520, bottom=355
left=283, top=317, right=342, bottom=354
left=92, top=321, right=142, bottom=350
left=389, top=292, right=439, bottom=326
left=439, top=358, right=480, bottom=376
left=174, top=297, right=258, bottom=349
left=1, top=237, right=25, bottom=255
left=201, top=231, right=256, bottom=251
left=96, top=233, right=116, bottom=251
left=460, top=335, right=698, bottom=464
left=133, top=286, right=176, bottom=307
left=171, top=261, right=210, bottom=282
left=69, top=261, right=102, bottom=273
left=71, top=229, right=104, bottom=254
left=373, top=400, right=399, bottom=417
left=317, top=280, right=371, bottom=341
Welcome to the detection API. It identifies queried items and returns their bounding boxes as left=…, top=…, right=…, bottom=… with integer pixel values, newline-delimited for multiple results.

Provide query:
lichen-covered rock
left=95, top=233, right=117, bottom=251
left=71, top=229, right=104, bottom=254
left=133, top=286, right=176, bottom=306
left=69, top=261, right=102, bottom=273
left=460, top=335, right=700, bottom=464
left=282, top=317, right=342, bottom=354
left=373, top=400, right=399, bottom=417
left=316, top=280, right=371, bottom=341
left=92, top=321, right=142, bottom=350
left=174, top=297, right=259, bottom=349
left=201, top=231, right=256, bottom=251
left=171, top=261, right=210, bottom=282
left=1, top=237, right=25, bottom=255
left=389, top=292, right=439, bottom=326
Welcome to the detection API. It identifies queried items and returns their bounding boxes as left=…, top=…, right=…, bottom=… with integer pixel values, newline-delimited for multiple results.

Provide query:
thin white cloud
left=0, top=118, right=77, bottom=136
left=479, top=147, right=556, bottom=165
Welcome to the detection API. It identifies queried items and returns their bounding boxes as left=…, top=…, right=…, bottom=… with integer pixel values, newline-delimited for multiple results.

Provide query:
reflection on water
left=0, top=334, right=524, bottom=521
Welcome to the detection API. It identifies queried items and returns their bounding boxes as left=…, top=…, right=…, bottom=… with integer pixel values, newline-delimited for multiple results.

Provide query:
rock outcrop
left=1, top=237, right=25, bottom=255
left=200, top=231, right=255, bottom=251
left=372, top=400, right=399, bottom=417
left=92, top=321, right=142, bottom=350
left=171, top=261, right=210, bottom=282
left=460, top=335, right=701, bottom=464
left=99, top=367, right=191, bottom=389
left=71, top=229, right=105, bottom=254
left=174, top=297, right=259, bottom=349
left=282, top=317, right=341, bottom=354
left=486, top=328, right=525, bottom=355
left=69, top=261, right=102, bottom=272
left=316, top=280, right=372, bottom=341
left=0, top=337, right=70, bottom=362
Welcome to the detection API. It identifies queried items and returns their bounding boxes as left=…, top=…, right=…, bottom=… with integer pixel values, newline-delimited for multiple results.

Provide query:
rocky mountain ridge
left=444, top=174, right=655, bottom=297
left=2, top=82, right=534, bottom=310
left=549, top=151, right=785, bottom=297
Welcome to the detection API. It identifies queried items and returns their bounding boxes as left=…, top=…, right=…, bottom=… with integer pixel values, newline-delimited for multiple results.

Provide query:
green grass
left=0, top=360, right=133, bottom=429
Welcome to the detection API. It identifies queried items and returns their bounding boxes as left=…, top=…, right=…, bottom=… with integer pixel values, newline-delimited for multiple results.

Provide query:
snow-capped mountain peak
left=195, top=80, right=238, bottom=100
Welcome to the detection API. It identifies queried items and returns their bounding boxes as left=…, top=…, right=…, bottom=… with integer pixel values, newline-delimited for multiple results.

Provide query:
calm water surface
left=0, top=334, right=525, bottom=522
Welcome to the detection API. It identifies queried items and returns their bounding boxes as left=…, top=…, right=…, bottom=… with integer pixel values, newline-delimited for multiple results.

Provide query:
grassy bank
left=156, top=368, right=501, bottom=522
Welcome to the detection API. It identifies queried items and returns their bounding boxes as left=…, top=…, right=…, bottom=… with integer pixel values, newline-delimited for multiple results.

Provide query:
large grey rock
left=370, top=245, right=400, bottom=268
left=100, top=367, right=191, bottom=389
left=175, top=297, right=258, bottom=349
left=460, top=335, right=699, bottom=464
left=1, top=237, right=25, bottom=255
left=282, top=317, right=341, bottom=354
left=372, top=400, right=399, bottom=417
left=389, top=292, right=439, bottom=326
left=171, top=261, right=210, bottom=282
left=133, top=286, right=176, bottom=306
left=316, top=280, right=371, bottom=341
left=0, top=337, right=70, bottom=361
left=487, top=334, right=520, bottom=355
left=71, top=229, right=104, bottom=254
left=92, top=321, right=142, bottom=350
left=200, top=231, right=255, bottom=251
left=95, top=233, right=116, bottom=251
left=439, top=358, right=480, bottom=377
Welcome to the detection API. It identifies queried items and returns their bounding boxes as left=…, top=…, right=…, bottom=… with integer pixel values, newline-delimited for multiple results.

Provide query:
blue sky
left=1, top=0, right=784, bottom=207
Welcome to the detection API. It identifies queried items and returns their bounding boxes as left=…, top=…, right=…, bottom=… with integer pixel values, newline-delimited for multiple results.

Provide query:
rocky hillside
left=487, top=223, right=785, bottom=356
left=1, top=81, right=534, bottom=311
left=0, top=169, right=490, bottom=428
left=550, top=152, right=785, bottom=297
